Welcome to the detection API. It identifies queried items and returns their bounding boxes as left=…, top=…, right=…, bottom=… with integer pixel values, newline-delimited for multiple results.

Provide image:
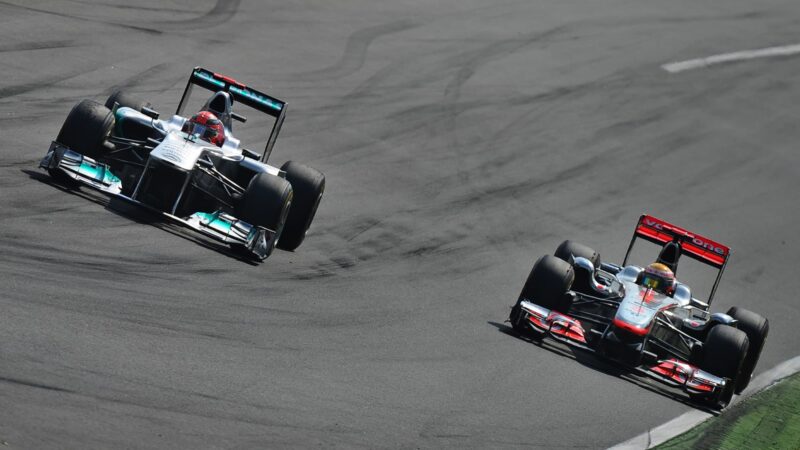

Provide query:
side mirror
left=242, top=148, right=260, bottom=160
left=231, top=112, right=247, bottom=123
left=710, top=312, right=736, bottom=326
left=690, top=297, right=709, bottom=311
left=141, top=106, right=160, bottom=120
left=599, top=262, right=622, bottom=274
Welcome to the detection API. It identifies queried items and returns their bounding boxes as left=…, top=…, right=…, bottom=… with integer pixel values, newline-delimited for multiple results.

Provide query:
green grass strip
left=655, top=372, right=800, bottom=450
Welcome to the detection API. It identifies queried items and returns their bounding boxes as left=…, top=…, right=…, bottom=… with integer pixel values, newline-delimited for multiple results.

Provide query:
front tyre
left=49, top=100, right=113, bottom=185
left=695, top=324, right=749, bottom=409
left=727, top=307, right=769, bottom=394
left=56, top=100, right=114, bottom=160
left=276, top=161, right=325, bottom=251
left=104, top=90, right=150, bottom=113
left=237, top=173, right=293, bottom=255
left=554, top=240, right=601, bottom=267
left=517, top=254, right=575, bottom=314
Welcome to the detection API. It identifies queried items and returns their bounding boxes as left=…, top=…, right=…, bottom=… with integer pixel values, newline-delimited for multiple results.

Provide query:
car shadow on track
left=487, top=319, right=721, bottom=416
left=24, top=169, right=260, bottom=266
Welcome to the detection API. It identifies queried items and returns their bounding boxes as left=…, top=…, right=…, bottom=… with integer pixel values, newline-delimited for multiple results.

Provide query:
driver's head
left=641, top=262, right=675, bottom=294
left=183, top=110, right=225, bottom=147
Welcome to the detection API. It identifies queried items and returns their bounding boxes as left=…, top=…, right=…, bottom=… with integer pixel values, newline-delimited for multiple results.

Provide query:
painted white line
left=607, top=355, right=800, bottom=450
left=662, top=43, right=800, bottom=73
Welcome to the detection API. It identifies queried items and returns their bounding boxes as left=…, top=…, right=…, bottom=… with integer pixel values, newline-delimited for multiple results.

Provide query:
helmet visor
left=642, top=274, right=662, bottom=290
left=185, top=122, right=219, bottom=142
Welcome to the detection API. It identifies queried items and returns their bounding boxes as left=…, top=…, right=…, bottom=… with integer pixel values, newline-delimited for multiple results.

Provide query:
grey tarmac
left=0, top=0, right=798, bottom=448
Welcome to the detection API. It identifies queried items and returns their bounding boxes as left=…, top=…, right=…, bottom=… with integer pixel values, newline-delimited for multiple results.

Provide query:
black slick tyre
left=275, top=161, right=325, bottom=251
left=237, top=172, right=293, bottom=245
left=56, top=100, right=114, bottom=160
left=52, top=99, right=114, bottom=185
left=518, top=254, right=575, bottom=314
left=104, top=90, right=150, bottom=112
left=727, top=307, right=769, bottom=394
left=554, top=240, right=601, bottom=267
left=696, top=324, right=749, bottom=409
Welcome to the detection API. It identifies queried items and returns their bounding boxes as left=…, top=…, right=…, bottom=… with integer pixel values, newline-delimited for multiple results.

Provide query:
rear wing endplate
left=176, top=67, right=287, bottom=163
left=623, top=214, right=730, bottom=303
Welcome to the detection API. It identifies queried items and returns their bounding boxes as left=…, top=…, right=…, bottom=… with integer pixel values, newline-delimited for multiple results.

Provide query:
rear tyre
left=727, top=307, right=769, bottom=394
left=237, top=173, right=293, bottom=250
left=554, top=240, right=601, bottom=267
left=104, top=90, right=150, bottom=112
left=695, top=324, right=749, bottom=409
left=275, top=161, right=325, bottom=251
left=518, top=254, right=575, bottom=314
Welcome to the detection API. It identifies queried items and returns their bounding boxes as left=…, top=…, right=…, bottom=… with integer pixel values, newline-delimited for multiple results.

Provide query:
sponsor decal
left=194, top=69, right=283, bottom=111
left=641, top=216, right=728, bottom=256
left=690, top=237, right=726, bottom=255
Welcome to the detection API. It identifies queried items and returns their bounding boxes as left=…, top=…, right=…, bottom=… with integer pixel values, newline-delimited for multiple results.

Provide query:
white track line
left=662, top=43, right=800, bottom=73
left=607, top=355, right=800, bottom=450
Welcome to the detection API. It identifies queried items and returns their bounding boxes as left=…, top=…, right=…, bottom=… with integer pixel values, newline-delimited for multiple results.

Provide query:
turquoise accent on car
left=194, top=70, right=226, bottom=88
left=112, top=106, right=143, bottom=137
left=193, top=69, right=283, bottom=111
left=192, top=211, right=233, bottom=233
left=230, top=85, right=283, bottom=111
left=77, top=161, right=121, bottom=186
left=112, top=107, right=129, bottom=136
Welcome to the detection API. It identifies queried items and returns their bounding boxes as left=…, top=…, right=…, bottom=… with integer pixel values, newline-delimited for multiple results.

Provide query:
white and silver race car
left=40, top=67, right=324, bottom=260
left=509, top=215, right=769, bottom=409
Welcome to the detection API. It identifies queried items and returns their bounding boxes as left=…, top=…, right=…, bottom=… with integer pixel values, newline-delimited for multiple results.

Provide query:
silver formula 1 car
left=508, top=215, right=769, bottom=409
left=40, top=67, right=325, bottom=260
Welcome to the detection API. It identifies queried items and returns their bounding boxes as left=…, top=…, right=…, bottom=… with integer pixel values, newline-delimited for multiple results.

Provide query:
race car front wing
left=515, top=300, right=727, bottom=397
left=40, top=141, right=274, bottom=259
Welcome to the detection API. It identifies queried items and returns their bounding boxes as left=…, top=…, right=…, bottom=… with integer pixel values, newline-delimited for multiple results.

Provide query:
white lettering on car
left=643, top=217, right=726, bottom=255
left=692, top=237, right=726, bottom=255
left=644, top=218, right=662, bottom=230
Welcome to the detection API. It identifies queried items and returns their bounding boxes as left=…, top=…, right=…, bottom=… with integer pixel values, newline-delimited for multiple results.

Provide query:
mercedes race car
left=40, top=67, right=325, bottom=260
left=508, top=215, right=769, bottom=409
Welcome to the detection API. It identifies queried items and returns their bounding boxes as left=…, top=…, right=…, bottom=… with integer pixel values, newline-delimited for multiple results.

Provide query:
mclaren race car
left=40, top=67, right=325, bottom=260
left=508, top=215, right=769, bottom=409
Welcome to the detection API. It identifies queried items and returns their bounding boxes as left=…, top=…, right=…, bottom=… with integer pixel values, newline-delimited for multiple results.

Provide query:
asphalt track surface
left=1, top=1, right=799, bottom=448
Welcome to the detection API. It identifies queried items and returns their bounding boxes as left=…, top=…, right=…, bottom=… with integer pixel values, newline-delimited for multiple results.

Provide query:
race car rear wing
left=176, top=67, right=287, bottom=163
left=623, top=214, right=730, bottom=303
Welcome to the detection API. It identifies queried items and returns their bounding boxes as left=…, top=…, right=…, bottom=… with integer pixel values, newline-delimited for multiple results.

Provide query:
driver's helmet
left=641, top=262, right=675, bottom=294
left=182, top=110, right=225, bottom=147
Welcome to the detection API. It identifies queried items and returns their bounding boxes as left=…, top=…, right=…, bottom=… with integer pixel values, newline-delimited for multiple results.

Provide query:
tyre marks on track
left=157, top=0, right=242, bottom=29
left=440, top=25, right=569, bottom=146
left=0, top=1, right=163, bottom=35
left=0, top=376, right=74, bottom=393
left=0, top=64, right=108, bottom=101
left=295, top=20, right=418, bottom=81
left=59, top=0, right=187, bottom=14
left=0, top=40, right=76, bottom=53
left=0, top=0, right=242, bottom=34
left=101, top=62, right=176, bottom=97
